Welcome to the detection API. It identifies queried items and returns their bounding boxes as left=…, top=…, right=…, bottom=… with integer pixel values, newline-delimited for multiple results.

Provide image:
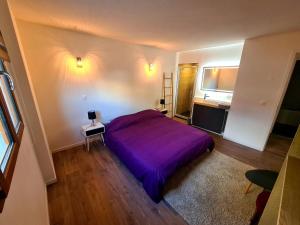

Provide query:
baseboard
left=222, top=135, right=263, bottom=151
left=51, top=141, right=84, bottom=153
left=46, top=177, right=57, bottom=186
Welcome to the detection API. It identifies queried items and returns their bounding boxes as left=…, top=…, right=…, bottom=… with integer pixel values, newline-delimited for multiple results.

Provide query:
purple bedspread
left=105, top=110, right=214, bottom=202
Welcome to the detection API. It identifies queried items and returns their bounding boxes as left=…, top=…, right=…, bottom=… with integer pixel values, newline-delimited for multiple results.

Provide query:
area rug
left=164, top=151, right=261, bottom=225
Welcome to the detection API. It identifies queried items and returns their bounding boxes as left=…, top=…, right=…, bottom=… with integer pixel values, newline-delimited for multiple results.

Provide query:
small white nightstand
left=81, top=121, right=105, bottom=152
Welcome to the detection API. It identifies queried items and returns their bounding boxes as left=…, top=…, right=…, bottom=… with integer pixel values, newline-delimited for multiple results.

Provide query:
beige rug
left=164, top=151, right=261, bottom=225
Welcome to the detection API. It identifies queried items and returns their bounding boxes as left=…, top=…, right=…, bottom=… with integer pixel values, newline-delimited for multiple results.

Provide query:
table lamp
left=160, top=99, right=165, bottom=108
left=88, top=110, right=96, bottom=126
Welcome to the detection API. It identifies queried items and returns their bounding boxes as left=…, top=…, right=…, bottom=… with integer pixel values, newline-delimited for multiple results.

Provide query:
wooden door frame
left=174, top=63, right=199, bottom=119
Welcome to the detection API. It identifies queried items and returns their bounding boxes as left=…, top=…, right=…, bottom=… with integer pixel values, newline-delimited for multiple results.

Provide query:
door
left=175, top=64, right=198, bottom=119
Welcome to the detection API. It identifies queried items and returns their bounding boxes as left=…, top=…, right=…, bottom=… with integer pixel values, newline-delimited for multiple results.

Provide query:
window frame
left=0, top=60, right=24, bottom=212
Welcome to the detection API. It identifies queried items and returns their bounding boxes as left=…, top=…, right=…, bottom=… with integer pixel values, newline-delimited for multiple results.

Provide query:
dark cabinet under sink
left=191, top=103, right=228, bottom=134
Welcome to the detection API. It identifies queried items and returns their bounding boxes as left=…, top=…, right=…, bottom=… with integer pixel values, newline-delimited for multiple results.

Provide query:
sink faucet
left=204, top=93, right=210, bottom=100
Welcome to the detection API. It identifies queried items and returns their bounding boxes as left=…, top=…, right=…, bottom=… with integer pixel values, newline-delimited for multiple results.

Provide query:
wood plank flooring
left=48, top=126, right=291, bottom=225
left=48, top=145, right=186, bottom=225
left=213, top=134, right=291, bottom=171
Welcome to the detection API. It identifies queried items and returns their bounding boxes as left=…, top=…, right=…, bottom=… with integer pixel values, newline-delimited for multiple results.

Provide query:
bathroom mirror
left=201, top=67, right=238, bottom=92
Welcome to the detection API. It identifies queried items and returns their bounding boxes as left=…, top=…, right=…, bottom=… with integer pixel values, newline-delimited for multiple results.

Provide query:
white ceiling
left=10, top=0, right=300, bottom=51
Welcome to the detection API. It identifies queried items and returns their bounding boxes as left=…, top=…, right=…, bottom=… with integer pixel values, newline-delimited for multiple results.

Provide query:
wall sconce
left=76, top=57, right=83, bottom=68
left=149, top=63, right=154, bottom=72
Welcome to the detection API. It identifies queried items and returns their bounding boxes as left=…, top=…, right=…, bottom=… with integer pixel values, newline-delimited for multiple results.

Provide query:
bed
left=105, top=109, right=214, bottom=202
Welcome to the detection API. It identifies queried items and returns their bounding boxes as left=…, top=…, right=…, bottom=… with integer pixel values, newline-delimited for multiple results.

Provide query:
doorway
left=265, top=59, right=300, bottom=156
left=175, top=63, right=198, bottom=119
left=272, top=60, right=300, bottom=138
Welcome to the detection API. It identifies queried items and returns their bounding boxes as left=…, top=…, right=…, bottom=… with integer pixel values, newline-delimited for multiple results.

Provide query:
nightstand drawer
left=86, top=127, right=105, bottom=136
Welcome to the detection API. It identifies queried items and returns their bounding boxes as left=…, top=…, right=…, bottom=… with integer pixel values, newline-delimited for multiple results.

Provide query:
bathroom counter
left=193, top=98, right=231, bottom=110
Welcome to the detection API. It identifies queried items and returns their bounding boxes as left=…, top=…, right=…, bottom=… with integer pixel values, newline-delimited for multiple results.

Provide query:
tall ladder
left=163, top=72, right=174, bottom=117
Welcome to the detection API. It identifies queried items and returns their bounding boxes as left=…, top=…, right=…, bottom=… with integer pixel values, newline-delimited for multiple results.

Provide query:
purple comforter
left=105, top=110, right=214, bottom=202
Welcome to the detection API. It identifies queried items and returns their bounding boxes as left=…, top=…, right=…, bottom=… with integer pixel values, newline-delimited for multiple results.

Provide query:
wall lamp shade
left=88, top=110, right=96, bottom=120
left=76, top=57, right=83, bottom=68
left=149, top=63, right=154, bottom=72
left=88, top=110, right=96, bottom=126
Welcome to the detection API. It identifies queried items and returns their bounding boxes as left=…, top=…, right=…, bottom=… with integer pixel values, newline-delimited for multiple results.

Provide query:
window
left=0, top=38, right=24, bottom=212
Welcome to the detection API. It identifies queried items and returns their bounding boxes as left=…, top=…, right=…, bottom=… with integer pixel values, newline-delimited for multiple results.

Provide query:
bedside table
left=81, top=121, right=105, bottom=152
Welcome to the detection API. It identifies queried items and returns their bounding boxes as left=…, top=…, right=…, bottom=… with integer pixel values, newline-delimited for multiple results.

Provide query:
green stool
left=245, top=169, right=278, bottom=194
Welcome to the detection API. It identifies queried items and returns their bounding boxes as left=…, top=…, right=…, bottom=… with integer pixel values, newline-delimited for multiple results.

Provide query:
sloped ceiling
left=10, top=0, right=300, bottom=50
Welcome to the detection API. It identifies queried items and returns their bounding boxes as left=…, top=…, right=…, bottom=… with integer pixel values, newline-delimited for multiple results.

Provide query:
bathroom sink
left=193, top=98, right=230, bottom=109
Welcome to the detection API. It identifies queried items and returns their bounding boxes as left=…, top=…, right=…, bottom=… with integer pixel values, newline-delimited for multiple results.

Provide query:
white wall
left=0, top=1, right=56, bottom=184
left=0, top=129, right=49, bottom=225
left=0, top=1, right=50, bottom=224
left=224, top=31, right=300, bottom=150
left=16, top=20, right=176, bottom=151
left=178, top=43, right=244, bottom=103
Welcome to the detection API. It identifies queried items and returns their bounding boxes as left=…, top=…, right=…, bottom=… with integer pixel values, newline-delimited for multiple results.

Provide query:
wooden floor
left=48, top=125, right=291, bottom=225
left=213, top=134, right=291, bottom=171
